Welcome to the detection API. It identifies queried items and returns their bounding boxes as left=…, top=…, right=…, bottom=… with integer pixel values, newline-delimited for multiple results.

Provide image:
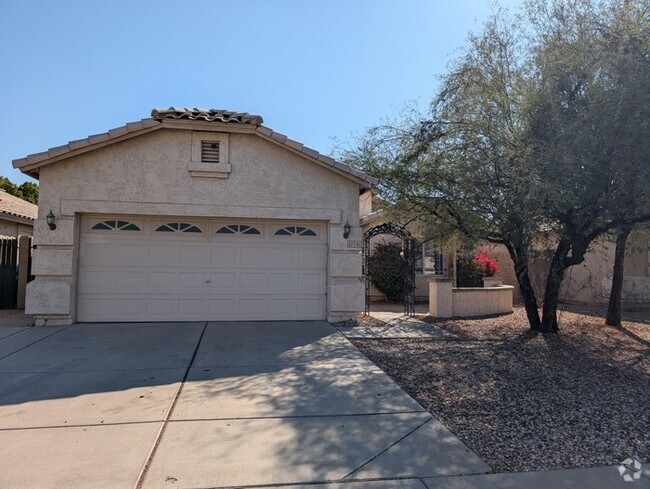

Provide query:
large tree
left=340, top=11, right=546, bottom=329
left=0, top=176, right=39, bottom=204
left=527, top=0, right=650, bottom=331
left=605, top=225, right=632, bottom=327
left=341, top=0, right=650, bottom=333
left=600, top=0, right=650, bottom=327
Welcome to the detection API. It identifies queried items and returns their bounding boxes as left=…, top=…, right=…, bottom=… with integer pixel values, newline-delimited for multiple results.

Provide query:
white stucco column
left=327, top=222, right=364, bottom=322
left=26, top=213, right=77, bottom=326
left=428, top=277, right=453, bottom=318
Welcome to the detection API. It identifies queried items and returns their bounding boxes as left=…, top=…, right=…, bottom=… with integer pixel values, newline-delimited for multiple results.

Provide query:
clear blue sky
left=0, top=0, right=522, bottom=184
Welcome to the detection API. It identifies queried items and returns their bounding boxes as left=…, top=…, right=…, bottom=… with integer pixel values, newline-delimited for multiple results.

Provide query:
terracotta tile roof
left=360, top=209, right=384, bottom=225
left=151, top=107, right=264, bottom=126
left=0, top=189, right=38, bottom=221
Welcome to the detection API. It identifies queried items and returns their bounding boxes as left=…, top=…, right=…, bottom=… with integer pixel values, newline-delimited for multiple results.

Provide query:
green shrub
left=456, top=253, right=483, bottom=287
left=368, top=242, right=407, bottom=301
left=456, top=248, right=501, bottom=287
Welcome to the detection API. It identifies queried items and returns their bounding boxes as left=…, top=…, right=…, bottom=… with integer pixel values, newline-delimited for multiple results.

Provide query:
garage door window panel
left=155, top=223, right=203, bottom=233
left=274, top=226, right=317, bottom=237
left=91, top=220, right=141, bottom=232
left=216, top=224, right=262, bottom=235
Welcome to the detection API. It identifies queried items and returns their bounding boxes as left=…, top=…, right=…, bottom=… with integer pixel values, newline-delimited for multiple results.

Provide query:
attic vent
left=201, top=141, right=220, bottom=163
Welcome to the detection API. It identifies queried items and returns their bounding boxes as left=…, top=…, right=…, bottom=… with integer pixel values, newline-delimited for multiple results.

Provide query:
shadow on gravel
left=352, top=308, right=649, bottom=472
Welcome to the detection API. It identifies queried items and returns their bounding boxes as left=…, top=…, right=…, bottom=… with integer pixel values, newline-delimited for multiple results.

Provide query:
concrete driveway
left=0, top=321, right=489, bottom=488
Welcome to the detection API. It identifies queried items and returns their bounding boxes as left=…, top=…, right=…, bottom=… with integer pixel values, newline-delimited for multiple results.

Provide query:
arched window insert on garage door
left=216, top=224, right=262, bottom=235
left=274, top=226, right=317, bottom=236
left=155, top=223, right=202, bottom=233
left=92, top=220, right=141, bottom=231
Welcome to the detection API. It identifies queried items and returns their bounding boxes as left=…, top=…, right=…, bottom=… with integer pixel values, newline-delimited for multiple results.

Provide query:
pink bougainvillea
left=472, top=248, right=500, bottom=277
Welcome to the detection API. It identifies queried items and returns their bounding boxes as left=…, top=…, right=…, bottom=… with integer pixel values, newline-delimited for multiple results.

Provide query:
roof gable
left=13, top=107, right=377, bottom=188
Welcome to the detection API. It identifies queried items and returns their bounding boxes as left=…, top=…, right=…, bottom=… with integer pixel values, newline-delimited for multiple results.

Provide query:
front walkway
left=337, top=314, right=454, bottom=339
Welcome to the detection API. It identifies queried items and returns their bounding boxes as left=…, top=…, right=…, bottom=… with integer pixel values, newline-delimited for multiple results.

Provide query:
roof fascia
left=0, top=212, right=35, bottom=225
left=13, top=123, right=163, bottom=178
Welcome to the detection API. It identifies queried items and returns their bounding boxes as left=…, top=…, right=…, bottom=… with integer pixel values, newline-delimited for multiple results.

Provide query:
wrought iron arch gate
left=363, top=223, right=417, bottom=316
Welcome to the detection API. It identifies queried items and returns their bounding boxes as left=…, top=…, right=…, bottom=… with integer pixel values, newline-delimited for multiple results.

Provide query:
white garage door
left=77, top=216, right=327, bottom=322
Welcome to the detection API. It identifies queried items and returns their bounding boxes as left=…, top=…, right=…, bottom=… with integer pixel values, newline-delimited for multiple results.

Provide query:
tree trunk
left=518, top=264, right=542, bottom=330
left=504, top=242, right=541, bottom=330
left=605, top=226, right=632, bottom=328
left=540, top=239, right=571, bottom=333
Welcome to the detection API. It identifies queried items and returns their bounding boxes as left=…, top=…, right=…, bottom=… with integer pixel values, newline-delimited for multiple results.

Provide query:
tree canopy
left=340, top=0, right=650, bottom=332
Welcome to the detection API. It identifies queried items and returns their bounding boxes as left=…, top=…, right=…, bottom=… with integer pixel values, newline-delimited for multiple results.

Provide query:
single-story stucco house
left=13, top=107, right=377, bottom=326
left=0, top=189, right=37, bottom=238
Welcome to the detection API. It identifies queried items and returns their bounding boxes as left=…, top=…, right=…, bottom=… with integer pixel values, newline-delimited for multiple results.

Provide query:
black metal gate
left=0, top=238, right=18, bottom=309
left=363, top=223, right=417, bottom=316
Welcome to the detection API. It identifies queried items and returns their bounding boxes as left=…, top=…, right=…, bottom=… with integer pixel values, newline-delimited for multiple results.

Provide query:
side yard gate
left=0, top=237, right=33, bottom=310
left=0, top=238, right=18, bottom=309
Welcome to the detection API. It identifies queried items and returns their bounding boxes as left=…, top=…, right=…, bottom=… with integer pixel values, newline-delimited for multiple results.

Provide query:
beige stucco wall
left=28, top=127, right=365, bottom=324
left=0, top=218, right=32, bottom=239
left=427, top=277, right=513, bottom=318
left=428, top=278, right=453, bottom=317
left=359, top=191, right=373, bottom=217
left=561, top=231, right=650, bottom=304
left=623, top=229, right=650, bottom=277
left=451, top=286, right=514, bottom=317
left=0, top=219, right=18, bottom=238
left=491, top=232, right=650, bottom=305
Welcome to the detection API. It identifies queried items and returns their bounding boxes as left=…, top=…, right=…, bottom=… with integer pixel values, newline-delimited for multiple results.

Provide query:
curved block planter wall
left=428, top=277, right=514, bottom=318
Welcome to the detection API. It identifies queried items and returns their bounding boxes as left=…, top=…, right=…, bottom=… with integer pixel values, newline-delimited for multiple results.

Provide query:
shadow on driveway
left=0, top=321, right=489, bottom=488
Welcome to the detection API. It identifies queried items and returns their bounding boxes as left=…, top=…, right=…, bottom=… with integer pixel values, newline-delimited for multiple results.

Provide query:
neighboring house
left=0, top=189, right=35, bottom=310
left=0, top=189, right=37, bottom=238
left=13, top=107, right=377, bottom=326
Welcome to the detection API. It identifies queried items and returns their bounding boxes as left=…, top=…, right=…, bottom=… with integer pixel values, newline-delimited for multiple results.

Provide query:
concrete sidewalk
left=422, top=464, right=650, bottom=488
left=246, top=464, right=650, bottom=488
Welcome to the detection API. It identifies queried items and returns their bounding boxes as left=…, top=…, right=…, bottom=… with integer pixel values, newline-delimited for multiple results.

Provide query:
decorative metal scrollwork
left=363, top=222, right=417, bottom=316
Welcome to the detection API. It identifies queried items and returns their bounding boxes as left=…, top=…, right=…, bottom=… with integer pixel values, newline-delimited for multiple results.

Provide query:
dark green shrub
left=456, top=253, right=483, bottom=287
left=368, top=242, right=407, bottom=301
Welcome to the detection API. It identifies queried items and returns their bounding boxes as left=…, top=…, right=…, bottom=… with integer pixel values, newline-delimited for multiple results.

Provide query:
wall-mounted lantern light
left=46, top=209, right=57, bottom=231
left=343, top=220, right=351, bottom=239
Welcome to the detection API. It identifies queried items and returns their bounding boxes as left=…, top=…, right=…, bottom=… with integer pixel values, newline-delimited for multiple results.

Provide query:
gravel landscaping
left=351, top=307, right=649, bottom=472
